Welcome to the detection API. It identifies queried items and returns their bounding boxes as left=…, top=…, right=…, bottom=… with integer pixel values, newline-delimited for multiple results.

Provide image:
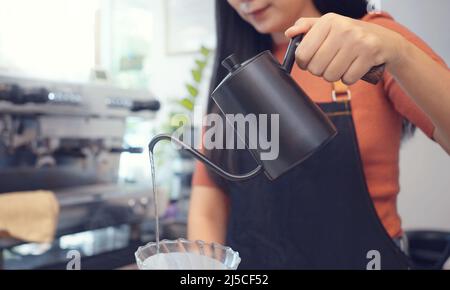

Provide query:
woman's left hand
left=285, top=13, right=407, bottom=85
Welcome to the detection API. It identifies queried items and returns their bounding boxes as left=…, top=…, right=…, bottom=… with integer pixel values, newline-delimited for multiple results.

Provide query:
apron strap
left=332, top=81, right=351, bottom=102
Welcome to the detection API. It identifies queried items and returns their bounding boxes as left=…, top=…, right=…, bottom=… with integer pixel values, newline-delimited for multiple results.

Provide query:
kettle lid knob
left=222, top=54, right=241, bottom=73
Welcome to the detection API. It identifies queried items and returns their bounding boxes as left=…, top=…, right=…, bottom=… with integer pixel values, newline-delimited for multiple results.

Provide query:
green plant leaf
left=192, top=69, right=202, bottom=83
left=195, top=59, right=207, bottom=70
left=178, top=98, right=194, bottom=111
left=170, top=114, right=190, bottom=129
left=200, top=46, right=210, bottom=57
left=185, top=84, right=198, bottom=97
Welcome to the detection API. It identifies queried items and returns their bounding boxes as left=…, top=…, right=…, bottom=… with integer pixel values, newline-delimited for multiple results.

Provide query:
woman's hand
left=285, top=13, right=407, bottom=85
left=287, top=13, right=450, bottom=154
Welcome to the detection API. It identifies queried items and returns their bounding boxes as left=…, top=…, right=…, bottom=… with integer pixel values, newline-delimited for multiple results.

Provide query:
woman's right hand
left=285, top=13, right=406, bottom=85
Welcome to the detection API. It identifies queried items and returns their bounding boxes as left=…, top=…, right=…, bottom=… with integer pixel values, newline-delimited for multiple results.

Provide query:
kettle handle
left=148, top=133, right=263, bottom=182
left=281, top=35, right=304, bottom=74
left=281, top=34, right=385, bottom=85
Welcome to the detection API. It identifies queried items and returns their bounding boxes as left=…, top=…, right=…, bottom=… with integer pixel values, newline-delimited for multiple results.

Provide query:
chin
left=252, top=21, right=283, bottom=34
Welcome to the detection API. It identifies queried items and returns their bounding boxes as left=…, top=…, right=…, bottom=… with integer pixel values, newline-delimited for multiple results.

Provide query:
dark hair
left=204, top=0, right=408, bottom=188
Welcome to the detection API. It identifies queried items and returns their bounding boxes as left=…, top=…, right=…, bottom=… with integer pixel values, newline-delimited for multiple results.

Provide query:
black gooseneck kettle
left=149, top=35, right=383, bottom=181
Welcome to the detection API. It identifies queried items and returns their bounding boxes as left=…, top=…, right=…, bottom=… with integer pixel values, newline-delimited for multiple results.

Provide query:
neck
left=272, top=32, right=289, bottom=45
left=301, top=1, right=322, bottom=18
left=271, top=1, right=322, bottom=45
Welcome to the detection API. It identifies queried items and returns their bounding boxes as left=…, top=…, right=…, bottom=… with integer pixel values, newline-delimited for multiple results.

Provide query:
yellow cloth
left=0, top=190, right=59, bottom=243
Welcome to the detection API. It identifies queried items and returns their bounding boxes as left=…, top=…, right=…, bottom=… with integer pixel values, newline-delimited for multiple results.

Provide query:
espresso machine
left=0, top=74, right=166, bottom=269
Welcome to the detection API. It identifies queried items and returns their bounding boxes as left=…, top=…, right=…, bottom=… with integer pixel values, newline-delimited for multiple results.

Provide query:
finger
left=294, top=18, right=332, bottom=70
left=342, top=56, right=373, bottom=85
left=285, top=17, right=319, bottom=38
left=322, top=42, right=359, bottom=82
left=306, top=30, right=342, bottom=77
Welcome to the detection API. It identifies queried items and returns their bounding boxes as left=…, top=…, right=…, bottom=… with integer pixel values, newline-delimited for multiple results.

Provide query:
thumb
left=285, top=17, right=319, bottom=38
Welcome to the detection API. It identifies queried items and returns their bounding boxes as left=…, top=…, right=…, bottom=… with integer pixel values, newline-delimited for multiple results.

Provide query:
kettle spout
left=148, top=133, right=263, bottom=182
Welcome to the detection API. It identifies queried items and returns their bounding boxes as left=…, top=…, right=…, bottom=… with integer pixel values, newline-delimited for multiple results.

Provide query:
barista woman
left=188, top=0, right=450, bottom=269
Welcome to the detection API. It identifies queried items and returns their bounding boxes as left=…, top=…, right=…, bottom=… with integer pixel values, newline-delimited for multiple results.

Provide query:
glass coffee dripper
left=135, top=238, right=241, bottom=270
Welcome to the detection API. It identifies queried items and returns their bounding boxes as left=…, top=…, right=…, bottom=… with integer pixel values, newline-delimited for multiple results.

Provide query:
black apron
left=223, top=95, right=412, bottom=269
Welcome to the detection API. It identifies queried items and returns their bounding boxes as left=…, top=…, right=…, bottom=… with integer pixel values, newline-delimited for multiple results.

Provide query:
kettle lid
left=222, top=54, right=242, bottom=73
